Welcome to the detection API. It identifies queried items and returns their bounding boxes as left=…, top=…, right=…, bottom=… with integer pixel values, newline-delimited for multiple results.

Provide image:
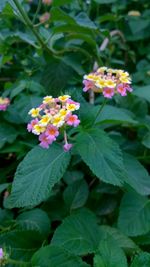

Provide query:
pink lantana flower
left=117, top=84, right=127, bottom=96
left=45, top=125, right=59, bottom=141
left=39, top=133, right=53, bottom=149
left=83, top=80, right=94, bottom=92
left=27, top=118, right=39, bottom=132
left=63, top=143, right=73, bottom=152
left=66, top=114, right=80, bottom=127
left=103, top=87, right=114, bottom=98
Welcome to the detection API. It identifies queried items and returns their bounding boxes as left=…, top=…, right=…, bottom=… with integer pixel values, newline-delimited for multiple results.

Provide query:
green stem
left=93, top=98, right=107, bottom=125
left=32, top=0, right=42, bottom=24
left=12, top=0, right=52, bottom=55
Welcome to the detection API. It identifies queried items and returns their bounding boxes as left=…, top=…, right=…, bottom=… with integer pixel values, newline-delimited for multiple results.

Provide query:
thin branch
left=12, top=0, right=52, bottom=56
left=32, top=0, right=42, bottom=24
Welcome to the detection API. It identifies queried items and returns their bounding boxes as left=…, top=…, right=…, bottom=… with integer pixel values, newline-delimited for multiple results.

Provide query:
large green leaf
left=123, top=153, right=150, bottom=195
left=51, top=209, right=100, bottom=255
left=41, top=57, right=74, bottom=96
left=118, top=192, right=150, bottom=236
left=63, top=179, right=89, bottom=210
left=0, top=122, right=18, bottom=149
left=94, top=239, right=128, bottom=267
left=96, top=105, right=137, bottom=125
left=16, top=208, right=51, bottom=237
left=31, top=245, right=90, bottom=267
left=99, top=225, right=138, bottom=251
left=51, top=8, right=97, bottom=29
left=5, top=144, right=70, bottom=208
left=75, top=128, right=126, bottom=186
left=130, top=252, right=150, bottom=267
left=133, top=85, right=150, bottom=103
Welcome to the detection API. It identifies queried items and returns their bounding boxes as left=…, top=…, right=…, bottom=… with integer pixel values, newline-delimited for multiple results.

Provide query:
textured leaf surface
left=5, top=144, right=70, bottom=208
left=123, top=153, right=150, bottom=195
left=31, top=245, right=90, bottom=267
left=94, top=239, right=128, bottom=267
left=51, top=209, right=100, bottom=255
left=63, top=179, right=89, bottom=210
left=16, top=208, right=51, bottom=237
left=118, top=192, right=150, bottom=236
left=96, top=105, right=137, bottom=125
left=75, top=128, right=126, bottom=186
left=130, top=252, right=150, bottom=267
left=99, top=225, right=137, bottom=251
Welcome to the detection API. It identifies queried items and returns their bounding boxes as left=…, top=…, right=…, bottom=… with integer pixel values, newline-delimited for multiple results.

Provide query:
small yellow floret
left=29, top=108, right=40, bottom=118
left=84, top=74, right=99, bottom=82
left=33, top=124, right=45, bottom=135
left=120, top=77, right=131, bottom=84
left=66, top=104, right=77, bottom=111
left=52, top=116, right=65, bottom=127
left=105, top=80, right=116, bottom=88
left=39, top=115, right=51, bottom=126
left=59, top=95, right=71, bottom=102
left=43, top=96, right=54, bottom=104
left=59, top=109, right=68, bottom=117
left=96, top=79, right=106, bottom=88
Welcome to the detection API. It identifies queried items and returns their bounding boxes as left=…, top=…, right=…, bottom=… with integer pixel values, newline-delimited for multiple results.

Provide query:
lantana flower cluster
left=27, top=95, right=80, bottom=151
left=83, top=67, right=133, bottom=98
left=0, top=97, right=10, bottom=111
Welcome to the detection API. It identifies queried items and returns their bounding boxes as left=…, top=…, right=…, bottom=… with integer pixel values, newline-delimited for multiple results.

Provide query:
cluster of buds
left=39, top=12, right=50, bottom=24
left=27, top=95, right=80, bottom=151
left=83, top=67, right=132, bottom=98
left=0, top=97, right=10, bottom=111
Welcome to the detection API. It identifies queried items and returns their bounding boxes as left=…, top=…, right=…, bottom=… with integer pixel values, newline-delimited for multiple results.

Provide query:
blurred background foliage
left=1, top=0, right=150, bottom=266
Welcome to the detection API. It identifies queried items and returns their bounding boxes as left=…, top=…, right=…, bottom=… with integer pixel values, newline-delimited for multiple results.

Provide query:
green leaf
left=41, top=57, right=74, bottom=96
left=51, top=8, right=97, bottom=29
left=14, top=94, right=42, bottom=123
left=51, top=208, right=100, bottom=255
left=94, top=239, right=128, bottom=267
left=75, top=128, right=126, bottom=186
left=0, top=230, right=43, bottom=261
left=31, top=245, right=90, bottom=267
left=63, top=179, right=89, bottom=210
left=16, top=208, right=51, bottom=237
left=130, top=252, right=150, bottom=267
left=96, top=105, right=137, bottom=125
left=123, top=153, right=150, bottom=195
left=99, top=225, right=138, bottom=251
left=133, top=85, right=150, bottom=103
left=0, top=122, right=18, bottom=149
left=118, top=192, right=150, bottom=236
left=5, top=144, right=71, bottom=208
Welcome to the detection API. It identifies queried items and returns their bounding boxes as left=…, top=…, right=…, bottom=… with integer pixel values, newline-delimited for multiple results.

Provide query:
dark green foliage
left=0, top=0, right=150, bottom=266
